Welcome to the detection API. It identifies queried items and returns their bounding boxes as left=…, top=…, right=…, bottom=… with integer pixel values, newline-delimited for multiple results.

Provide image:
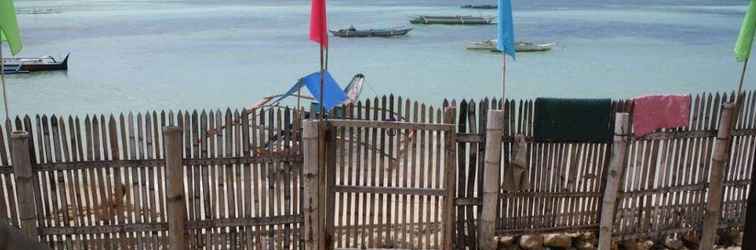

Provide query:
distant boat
left=466, top=40, right=555, bottom=52
left=330, top=26, right=412, bottom=38
left=410, top=15, right=495, bottom=25
left=16, top=8, right=61, bottom=15
left=2, top=54, right=69, bottom=73
left=460, top=4, right=497, bottom=9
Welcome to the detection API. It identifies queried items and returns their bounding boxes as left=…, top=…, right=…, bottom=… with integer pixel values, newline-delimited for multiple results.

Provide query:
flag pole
left=736, top=57, right=749, bottom=105
left=729, top=57, right=750, bottom=130
left=319, top=44, right=325, bottom=120
left=0, top=40, right=9, bottom=123
left=501, top=53, right=507, bottom=102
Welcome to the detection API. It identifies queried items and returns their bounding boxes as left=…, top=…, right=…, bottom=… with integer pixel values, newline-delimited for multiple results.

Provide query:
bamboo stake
left=597, top=113, right=630, bottom=250
left=479, top=110, right=505, bottom=249
left=699, top=103, right=736, bottom=250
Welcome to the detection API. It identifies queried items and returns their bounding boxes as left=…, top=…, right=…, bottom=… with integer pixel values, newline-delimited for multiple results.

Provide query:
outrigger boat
left=410, top=15, right=495, bottom=25
left=460, top=4, right=497, bottom=9
left=330, top=26, right=412, bottom=38
left=466, top=40, right=555, bottom=52
left=2, top=54, right=69, bottom=73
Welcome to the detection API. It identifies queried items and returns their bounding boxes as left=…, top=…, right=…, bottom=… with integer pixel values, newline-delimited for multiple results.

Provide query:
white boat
left=466, top=40, right=555, bottom=52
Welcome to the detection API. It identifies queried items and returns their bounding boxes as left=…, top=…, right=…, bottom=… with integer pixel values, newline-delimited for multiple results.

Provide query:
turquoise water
left=3, top=0, right=753, bottom=115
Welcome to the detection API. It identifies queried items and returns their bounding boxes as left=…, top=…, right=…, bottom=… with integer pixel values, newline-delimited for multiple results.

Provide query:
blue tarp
left=272, top=71, right=348, bottom=112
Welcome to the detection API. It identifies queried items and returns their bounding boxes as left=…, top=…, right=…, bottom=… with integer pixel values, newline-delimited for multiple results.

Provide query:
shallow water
left=4, top=0, right=753, bottom=115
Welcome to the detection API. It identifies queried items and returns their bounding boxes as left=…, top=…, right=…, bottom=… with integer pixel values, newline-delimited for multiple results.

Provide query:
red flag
left=309, top=0, right=328, bottom=47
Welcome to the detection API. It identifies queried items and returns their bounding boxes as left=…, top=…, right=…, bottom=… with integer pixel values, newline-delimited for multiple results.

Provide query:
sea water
left=4, top=0, right=752, bottom=115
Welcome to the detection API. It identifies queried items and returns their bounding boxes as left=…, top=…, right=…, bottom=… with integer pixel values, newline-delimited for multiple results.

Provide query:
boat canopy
left=272, top=71, right=348, bottom=111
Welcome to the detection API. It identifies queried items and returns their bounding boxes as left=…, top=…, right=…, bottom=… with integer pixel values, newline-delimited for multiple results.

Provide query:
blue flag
left=497, top=0, right=516, bottom=59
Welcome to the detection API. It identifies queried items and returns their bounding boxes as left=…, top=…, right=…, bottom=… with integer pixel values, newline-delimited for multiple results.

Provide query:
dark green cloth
left=534, top=98, right=613, bottom=143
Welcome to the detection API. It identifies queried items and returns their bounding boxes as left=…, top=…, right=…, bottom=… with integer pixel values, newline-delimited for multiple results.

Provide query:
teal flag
left=0, top=0, right=23, bottom=55
left=497, top=0, right=516, bottom=59
left=736, top=0, right=756, bottom=62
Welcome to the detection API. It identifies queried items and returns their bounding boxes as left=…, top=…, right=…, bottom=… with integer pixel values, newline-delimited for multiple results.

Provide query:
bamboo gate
left=0, top=91, right=751, bottom=249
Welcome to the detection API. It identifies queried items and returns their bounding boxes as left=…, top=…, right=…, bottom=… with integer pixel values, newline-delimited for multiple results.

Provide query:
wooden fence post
left=303, top=120, right=321, bottom=250
left=164, top=127, right=187, bottom=250
left=323, top=122, right=336, bottom=250
left=744, top=142, right=756, bottom=250
left=597, top=113, right=630, bottom=250
left=479, top=110, right=505, bottom=250
left=699, top=103, right=736, bottom=250
left=10, top=131, right=38, bottom=239
left=443, top=107, right=457, bottom=250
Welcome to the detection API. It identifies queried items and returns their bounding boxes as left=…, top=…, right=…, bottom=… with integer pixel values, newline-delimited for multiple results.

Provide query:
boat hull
left=330, top=28, right=412, bottom=38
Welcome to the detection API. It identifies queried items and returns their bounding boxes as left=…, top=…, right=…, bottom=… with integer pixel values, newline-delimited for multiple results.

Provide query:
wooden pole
left=323, top=122, right=336, bottom=250
left=597, top=112, right=630, bottom=250
left=743, top=143, right=756, bottom=250
left=10, top=131, right=37, bottom=239
left=442, top=107, right=457, bottom=250
left=164, top=127, right=187, bottom=250
left=501, top=54, right=507, bottom=101
left=479, top=110, right=505, bottom=249
left=699, top=103, right=736, bottom=250
left=303, top=120, right=321, bottom=250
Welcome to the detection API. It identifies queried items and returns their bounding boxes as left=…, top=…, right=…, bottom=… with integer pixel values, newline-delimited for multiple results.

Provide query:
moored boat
left=16, top=8, right=61, bottom=15
left=410, top=15, right=495, bottom=25
left=460, top=4, right=497, bottom=9
left=466, top=40, right=555, bottom=52
left=330, top=26, right=412, bottom=38
left=2, top=54, right=69, bottom=72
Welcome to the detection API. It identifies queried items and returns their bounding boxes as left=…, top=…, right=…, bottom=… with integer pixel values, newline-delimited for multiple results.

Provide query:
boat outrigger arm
left=249, top=73, right=366, bottom=110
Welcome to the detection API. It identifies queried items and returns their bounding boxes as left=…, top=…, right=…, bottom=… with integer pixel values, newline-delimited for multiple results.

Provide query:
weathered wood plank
left=598, top=113, right=630, bottom=250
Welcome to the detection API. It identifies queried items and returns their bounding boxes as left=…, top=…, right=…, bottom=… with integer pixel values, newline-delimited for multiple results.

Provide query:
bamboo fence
left=0, top=90, right=750, bottom=250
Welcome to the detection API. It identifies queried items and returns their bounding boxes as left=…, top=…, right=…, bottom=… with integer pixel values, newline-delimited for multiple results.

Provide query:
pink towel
left=632, top=95, right=691, bottom=137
